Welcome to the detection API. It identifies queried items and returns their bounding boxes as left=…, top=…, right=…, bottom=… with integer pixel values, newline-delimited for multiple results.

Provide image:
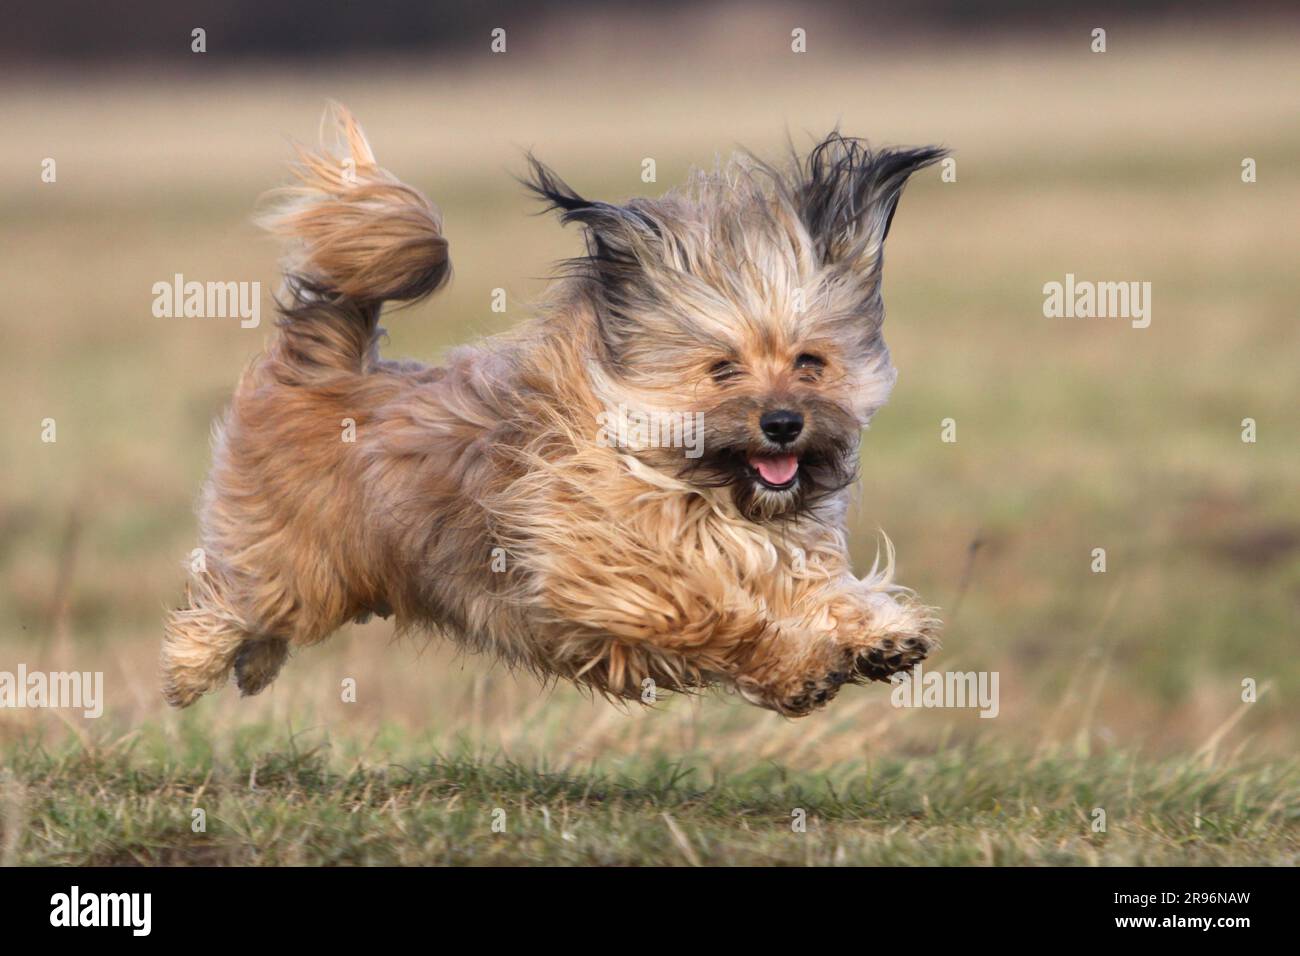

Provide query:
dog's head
left=526, top=134, right=945, bottom=521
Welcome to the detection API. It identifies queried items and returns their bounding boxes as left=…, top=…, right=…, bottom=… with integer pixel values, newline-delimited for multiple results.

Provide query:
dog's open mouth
left=747, top=453, right=799, bottom=490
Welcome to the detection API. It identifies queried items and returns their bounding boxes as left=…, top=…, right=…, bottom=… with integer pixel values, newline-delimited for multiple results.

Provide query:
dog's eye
left=709, top=359, right=740, bottom=383
left=794, top=353, right=826, bottom=373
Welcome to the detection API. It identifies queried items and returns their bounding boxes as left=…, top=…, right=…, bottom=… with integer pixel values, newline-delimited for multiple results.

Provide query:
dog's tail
left=258, top=103, right=450, bottom=377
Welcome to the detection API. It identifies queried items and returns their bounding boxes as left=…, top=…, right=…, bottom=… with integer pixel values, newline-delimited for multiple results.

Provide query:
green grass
left=4, top=735, right=1296, bottom=866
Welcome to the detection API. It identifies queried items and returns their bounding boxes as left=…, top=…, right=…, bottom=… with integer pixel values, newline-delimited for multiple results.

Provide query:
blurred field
left=1, top=21, right=1298, bottom=864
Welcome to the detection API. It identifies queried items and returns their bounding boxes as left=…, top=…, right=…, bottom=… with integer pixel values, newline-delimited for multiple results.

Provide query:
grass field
left=1, top=20, right=1298, bottom=864
left=6, top=738, right=1297, bottom=866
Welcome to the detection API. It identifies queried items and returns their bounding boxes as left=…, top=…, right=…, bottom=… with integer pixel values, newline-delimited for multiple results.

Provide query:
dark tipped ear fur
left=519, top=156, right=671, bottom=359
left=520, top=155, right=661, bottom=265
left=793, top=133, right=947, bottom=269
left=519, top=154, right=596, bottom=219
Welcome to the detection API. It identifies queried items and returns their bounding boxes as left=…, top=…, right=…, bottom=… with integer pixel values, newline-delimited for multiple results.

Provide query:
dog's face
left=528, top=135, right=945, bottom=521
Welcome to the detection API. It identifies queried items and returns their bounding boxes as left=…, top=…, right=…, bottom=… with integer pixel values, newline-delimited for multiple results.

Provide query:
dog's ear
left=521, top=156, right=677, bottom=359
left=520, top=155, right=662, bottom=276
left=793, top=134, right=946, bottom=277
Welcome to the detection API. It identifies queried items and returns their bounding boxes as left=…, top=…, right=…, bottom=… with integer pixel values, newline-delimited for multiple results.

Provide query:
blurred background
left=2, top=1, right=1297, bottom=772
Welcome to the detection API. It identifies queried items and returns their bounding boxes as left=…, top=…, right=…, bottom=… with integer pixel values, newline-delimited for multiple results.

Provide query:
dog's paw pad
left=779, top=666, right=858, bottom=716
left=853, top=632, right=936, bottom=683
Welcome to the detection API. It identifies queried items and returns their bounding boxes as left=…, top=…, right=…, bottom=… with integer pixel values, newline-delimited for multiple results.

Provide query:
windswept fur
left=162, top=107, right=943, bottom=716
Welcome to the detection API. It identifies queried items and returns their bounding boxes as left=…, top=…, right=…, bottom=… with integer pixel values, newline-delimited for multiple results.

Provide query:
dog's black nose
left=760, top=409, right=804, bottom=444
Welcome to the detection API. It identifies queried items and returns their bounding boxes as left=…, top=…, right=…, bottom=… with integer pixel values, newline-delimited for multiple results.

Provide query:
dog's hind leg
left=233, top=638, right=290, bottom=697
left=161, top=568, right=259, bottom=707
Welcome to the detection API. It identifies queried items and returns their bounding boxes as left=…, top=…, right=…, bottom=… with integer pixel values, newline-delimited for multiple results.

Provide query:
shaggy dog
left=162, top=106, right=943, bottom=716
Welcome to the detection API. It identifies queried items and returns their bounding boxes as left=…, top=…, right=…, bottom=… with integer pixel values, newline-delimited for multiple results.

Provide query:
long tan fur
left=161, top=106, right=942, bottom=716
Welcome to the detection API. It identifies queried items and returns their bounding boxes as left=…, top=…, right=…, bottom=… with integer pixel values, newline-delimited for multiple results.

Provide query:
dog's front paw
left=776, top=665, right=856, bottom=717
left=847, top=595, right=940, bottom=683
left=733, top=641, right=855, bottom=718
left=771, top=617, right=938, bottom=714
left=853, top=632, right=936, bottom=682
left=733, top=596, right=940, bottom=717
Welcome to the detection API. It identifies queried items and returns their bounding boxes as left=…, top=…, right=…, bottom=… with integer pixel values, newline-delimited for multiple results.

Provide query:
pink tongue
left=751, top=454, right=799, bottom=485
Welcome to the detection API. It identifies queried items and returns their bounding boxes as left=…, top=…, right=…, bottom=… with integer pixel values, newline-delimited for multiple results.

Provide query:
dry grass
left=4, top=734, right=1296, bottom=866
